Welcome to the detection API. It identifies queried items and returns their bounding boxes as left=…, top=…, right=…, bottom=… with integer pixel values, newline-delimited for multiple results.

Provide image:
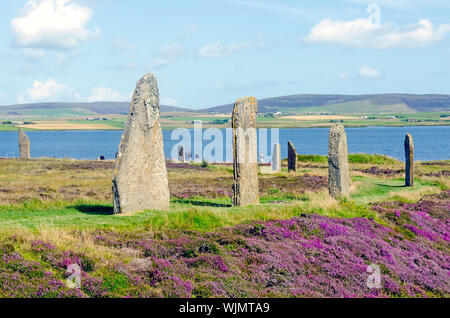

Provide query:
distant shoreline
left=1, top=123, right=449, bottom=132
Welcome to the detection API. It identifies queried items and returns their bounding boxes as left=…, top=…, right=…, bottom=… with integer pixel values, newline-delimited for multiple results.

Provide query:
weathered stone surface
left=328, top=124, right=350, bottom=199
left=112, top=73, right=170, bottom=214
left=405, top=133, right=414, bottom=187
left=178, top=145, right=186, bottom=163
left=232, top=97, right=259, bottom=207
left=272, top=143, right=281, bottom=172
left=18, top=128, right=30, bottom=159
left=287, top=141, right=297, bottom=172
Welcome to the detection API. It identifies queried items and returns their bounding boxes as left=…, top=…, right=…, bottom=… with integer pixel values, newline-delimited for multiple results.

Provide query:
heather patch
left=47, top=161, right=115, bottom=171
left=421, top=171, right=450, bottom=178
left=1, top=191, right=448, bottom=298
left=358, top=166, right=403, bottom=176
left=259, top=175, right=327, bottom=197
left=420, top=162, right=450, bottom=167
left=170, top=174, right=327, bottom=200
left=0, top=243, right=85, bottom=298
left=371, top=190, right=450, bottom=247
left=0, top=158, right=448, bottom=298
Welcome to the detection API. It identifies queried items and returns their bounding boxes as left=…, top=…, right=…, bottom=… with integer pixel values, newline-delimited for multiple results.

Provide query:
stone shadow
left=375, top=183, right=407, bottom=188
left=173, top=198, right=232, bottom=208
left=72, top=204, right=114, bottom=215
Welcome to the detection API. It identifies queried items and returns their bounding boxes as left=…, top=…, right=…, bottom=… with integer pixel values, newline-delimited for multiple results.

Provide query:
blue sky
left=0, top=0, right=449, bottom=109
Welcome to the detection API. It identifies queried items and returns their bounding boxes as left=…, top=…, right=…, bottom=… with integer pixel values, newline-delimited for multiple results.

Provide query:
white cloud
left=11, top=0, right=100, bottom=50
left=17, top=78, right=79, bottom=103
left=358, top=65, right=380, bottom=78
left=160, top=97, right=179, bottom=106
left=197, top=41, right=255, bottom=59
left=305, top=18, right=450, bottom=49
left=88, top=87, right=126, bottom=102
left=338, top=65, right=381, bottom=80
left=148, top=43, right=185, bottom=69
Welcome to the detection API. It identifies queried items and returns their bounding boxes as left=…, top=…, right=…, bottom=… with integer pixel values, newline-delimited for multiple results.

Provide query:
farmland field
left=2, top=111, right=448, bottom=131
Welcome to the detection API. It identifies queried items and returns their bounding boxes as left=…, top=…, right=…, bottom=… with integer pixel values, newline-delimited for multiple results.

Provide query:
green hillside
left=0, top=102, right=190, bottom=118
left=203, top=94, right=450, bottom=114
left=1, top=94, right=449, bottom=119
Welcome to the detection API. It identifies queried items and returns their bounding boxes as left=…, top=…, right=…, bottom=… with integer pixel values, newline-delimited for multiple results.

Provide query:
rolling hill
left=0, top=102, right=191, bottom=117
left=1, top=94, right=449, bottom=118
left=201, top=94, right=450, bottom=114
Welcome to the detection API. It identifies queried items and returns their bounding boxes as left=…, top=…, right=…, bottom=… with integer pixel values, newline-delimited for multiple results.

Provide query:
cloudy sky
left=0, top=0, right=449, bottom=109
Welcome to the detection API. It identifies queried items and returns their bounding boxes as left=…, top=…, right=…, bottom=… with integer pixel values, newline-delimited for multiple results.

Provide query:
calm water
left=0, top=126, right=449, bottom=162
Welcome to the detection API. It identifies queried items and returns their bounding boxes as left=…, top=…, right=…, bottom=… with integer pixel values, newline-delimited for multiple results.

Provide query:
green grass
left=350, top=176, right=441, bottom=204
left=348, top=154, right=398, bottom=164
left=0, top=157, right=446, bottom=236
left=294, top=153, right=399, bottom=164
left=0, top=172, right=442, bottom=233
left=315, top=199, right=385, bottom=225
left=0, top=124, right=20, bottom=131
left=395, top=112, right=450, bottom=120
left=297, top=155, right=328, bottom=163
left=0, top=198, right=302, bottom=232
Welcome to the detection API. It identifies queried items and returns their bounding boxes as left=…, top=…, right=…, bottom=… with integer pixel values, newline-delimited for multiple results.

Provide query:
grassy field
left=0, top=155, right=448, bottom=297
left=1, top=111, right=449, bottom=131
left=0, top=124, right=20, bottom=131
left=0, top=155, right=448, bottom=231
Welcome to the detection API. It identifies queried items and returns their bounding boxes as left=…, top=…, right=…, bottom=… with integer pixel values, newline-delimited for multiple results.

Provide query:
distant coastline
left=1, top=122, right=449, bottom=132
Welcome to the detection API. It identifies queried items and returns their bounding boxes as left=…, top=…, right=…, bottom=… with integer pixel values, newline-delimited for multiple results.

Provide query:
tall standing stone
left=178, top=145, right=186, bottom=163
left=18, top=128, right=30, bottom=159
left=232, top=97, right=259, bottom=207
left=272, top=143, right=281, bottom=173
left=328, top=124, right=350, bottom=199
left=405, top=133, right=414, bottom=187
left=287, top=141, right=297, bottom=172
left=112, top=73, right=170, bottom=214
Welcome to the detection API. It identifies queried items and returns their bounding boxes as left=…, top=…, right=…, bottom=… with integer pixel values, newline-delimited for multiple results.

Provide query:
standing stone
left=232, top=97, right=259, bottom=206
left=405, top=133, right=414, bottom=187
left=18, top=128, right=30, bottom=159
left=328, top=124, right=350, bottom=199
left=272, top=143, right=281, bottom=173
left=287, top=141, right=297, bottom=172
left=178, top=145, right=186, bottom=163
left=112, top=73, right=170, bottom=214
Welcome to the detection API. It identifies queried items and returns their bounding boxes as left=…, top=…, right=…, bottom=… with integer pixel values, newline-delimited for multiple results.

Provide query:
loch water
left=0, top=126, right=449, bottom=162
